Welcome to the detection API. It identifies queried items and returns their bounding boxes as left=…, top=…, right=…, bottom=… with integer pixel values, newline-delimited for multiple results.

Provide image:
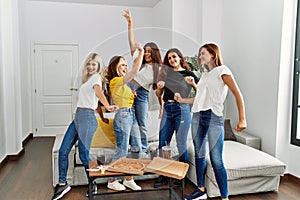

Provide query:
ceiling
left=31, top=0, right=162, bottom=7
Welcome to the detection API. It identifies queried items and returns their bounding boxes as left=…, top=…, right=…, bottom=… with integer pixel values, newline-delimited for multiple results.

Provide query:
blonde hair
left=82, top=53, right=105, bottom=84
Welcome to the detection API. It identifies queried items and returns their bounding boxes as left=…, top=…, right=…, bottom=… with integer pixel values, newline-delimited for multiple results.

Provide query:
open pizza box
left=144, top=157, right=189, bottom=180
left=108, top=158, right=151, bottom=175
left=106, top=157, right=189, bottom=179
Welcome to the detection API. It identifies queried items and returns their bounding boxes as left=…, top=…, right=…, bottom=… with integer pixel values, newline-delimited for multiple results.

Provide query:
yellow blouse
left=109, top=77, right=134, bottom=108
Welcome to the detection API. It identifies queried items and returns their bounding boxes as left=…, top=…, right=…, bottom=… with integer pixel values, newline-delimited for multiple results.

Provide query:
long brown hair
left=142, top=42, right=162, bottom=90
left=199, top=43, right=223, bottom=67
left=105, top=56, right=124, bottom=82
left=158, top=48, right=191, bottom=82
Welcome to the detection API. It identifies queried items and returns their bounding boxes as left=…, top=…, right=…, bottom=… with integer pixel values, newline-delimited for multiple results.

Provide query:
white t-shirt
left=134, top=63, right=154, bottom=91
left=76, top=73, right=101, bottom=110
left=132, top=51, right=153, bottom=91
left=191, top=65, right=232, bottom=116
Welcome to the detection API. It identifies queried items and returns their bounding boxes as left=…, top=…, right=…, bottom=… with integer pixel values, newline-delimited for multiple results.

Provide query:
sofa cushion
left=91, top=118, right=116, bottom=148
left=206, top=141, right=286, bottom=181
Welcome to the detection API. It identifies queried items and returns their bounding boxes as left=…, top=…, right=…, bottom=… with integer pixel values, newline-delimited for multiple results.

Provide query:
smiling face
left=199, top=47, right=214, bottom=66
left=144, top=46, right=153, bottom=63
left=86, top=59, right=99, bottom=75
left=116, top=57, right=128, bottom=77
left=167, top=52, right=181, bottom=68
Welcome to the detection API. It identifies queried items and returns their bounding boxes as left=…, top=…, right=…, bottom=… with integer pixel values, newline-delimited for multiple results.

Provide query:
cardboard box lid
left=144, top=157, right=189, bottom=180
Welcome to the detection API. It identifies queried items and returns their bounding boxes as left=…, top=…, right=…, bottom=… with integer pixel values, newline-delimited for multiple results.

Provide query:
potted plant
left=184, top=55, right=203, bottom=97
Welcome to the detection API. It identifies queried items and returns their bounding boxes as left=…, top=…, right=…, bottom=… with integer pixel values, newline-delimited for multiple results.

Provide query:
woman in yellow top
left=105, top=43, right=144, bottom=191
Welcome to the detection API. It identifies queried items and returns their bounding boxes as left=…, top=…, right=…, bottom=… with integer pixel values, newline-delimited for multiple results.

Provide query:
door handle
left=70, top=88, right=78, bottom=91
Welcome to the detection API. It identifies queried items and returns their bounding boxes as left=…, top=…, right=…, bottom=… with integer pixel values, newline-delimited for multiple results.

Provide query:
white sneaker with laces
left=107, top=180, right=126, bottom=191
left=123, top=179, right=142, bottom=190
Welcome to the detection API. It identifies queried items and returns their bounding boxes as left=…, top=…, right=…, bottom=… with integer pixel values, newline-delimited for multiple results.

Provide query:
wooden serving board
left=144, top=157, right=189, bottom=180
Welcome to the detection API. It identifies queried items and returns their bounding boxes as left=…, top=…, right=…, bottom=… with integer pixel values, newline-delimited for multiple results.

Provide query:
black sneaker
left=185, top=189, right=207, bottom=200
left=86, top=181, right=97, bottom=197
left=51, top=183, right=71, bottom=200
left=154, top=176, right=167, bottom=188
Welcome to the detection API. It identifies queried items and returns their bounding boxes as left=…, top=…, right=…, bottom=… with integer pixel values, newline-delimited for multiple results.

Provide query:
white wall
left=24, top=1, right=154, bottom=67
left=0, top=0, right=23, bottom=161
left=0, top=0, right=7, bottom=162
left=152, top=0, right=173, bottom=56
left=221, top=0, right=283, bottom=155
left=219, top=0, right=300, bottom=178
left=172, top=0, right=201, bottom=56
left=19, top=0, right=33, bottom=141
left=201, top=0, right=223, bottom=47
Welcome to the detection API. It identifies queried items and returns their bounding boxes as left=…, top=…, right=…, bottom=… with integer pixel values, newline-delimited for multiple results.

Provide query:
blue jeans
left=113, top=107, right=139, bottom=160
left=130, top=87, right=149, bottom=153
left=58, top=121, right=77, bottom=183
left=158, top=102, right=191, bottom=163
left=192, top=110, right=228, bottom=198
left=58, top=108, right=98, bottom=183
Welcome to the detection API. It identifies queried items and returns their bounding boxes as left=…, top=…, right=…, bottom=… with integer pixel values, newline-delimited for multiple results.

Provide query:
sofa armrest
left=233, top=131, right=261, bottom=150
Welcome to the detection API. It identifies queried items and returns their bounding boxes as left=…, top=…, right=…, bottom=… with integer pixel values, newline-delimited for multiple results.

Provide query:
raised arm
left=123, top=43, right=144, bottom=84
left=222, top=74, right=247, bottom=132
left=123, top=9, right=136, bottom=56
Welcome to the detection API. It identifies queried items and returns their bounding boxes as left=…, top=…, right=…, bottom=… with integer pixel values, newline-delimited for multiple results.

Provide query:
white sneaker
left=107, top=180, right=126, bottom=191
left=139, top=152, right=149, bottom=159
left=123, top=179, right=142, bottom=190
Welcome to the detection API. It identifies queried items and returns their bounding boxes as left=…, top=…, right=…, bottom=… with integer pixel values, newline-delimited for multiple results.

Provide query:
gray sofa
left=52, top=110, right=286, bottom=198
left=186, top=131, right=286, bottom=197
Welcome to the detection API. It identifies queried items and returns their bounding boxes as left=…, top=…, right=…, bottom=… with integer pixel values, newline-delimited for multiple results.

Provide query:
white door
left=33, top=43, right=79, bottom=136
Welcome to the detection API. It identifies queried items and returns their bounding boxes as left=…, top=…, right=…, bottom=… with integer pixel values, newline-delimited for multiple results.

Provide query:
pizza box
left=108, top=158, right=151, bottom=175
left=144, top=157, right=189, bottom=180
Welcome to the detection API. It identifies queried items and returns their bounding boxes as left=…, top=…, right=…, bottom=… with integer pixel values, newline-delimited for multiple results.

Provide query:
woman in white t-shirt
left=175, top=43, right=247, bottom=200
left=123, top=9, right=162, bottom=154
left=51, top=53, right=117, bottom=200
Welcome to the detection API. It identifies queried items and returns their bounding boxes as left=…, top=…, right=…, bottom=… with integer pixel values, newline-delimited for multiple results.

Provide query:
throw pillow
left=224, top=119, right=237, bottom=141
left=91, top=118, right=116, bottom=148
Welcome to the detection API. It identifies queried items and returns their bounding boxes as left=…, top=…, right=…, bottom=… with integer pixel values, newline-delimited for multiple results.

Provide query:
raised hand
left=135, top=42, right=143, bottom=52
left=122, top=9, right=132, bottom=24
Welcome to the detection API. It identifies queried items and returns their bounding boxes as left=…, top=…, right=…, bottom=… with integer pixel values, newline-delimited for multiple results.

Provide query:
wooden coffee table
left=88, top=158, right=188, bottom=200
